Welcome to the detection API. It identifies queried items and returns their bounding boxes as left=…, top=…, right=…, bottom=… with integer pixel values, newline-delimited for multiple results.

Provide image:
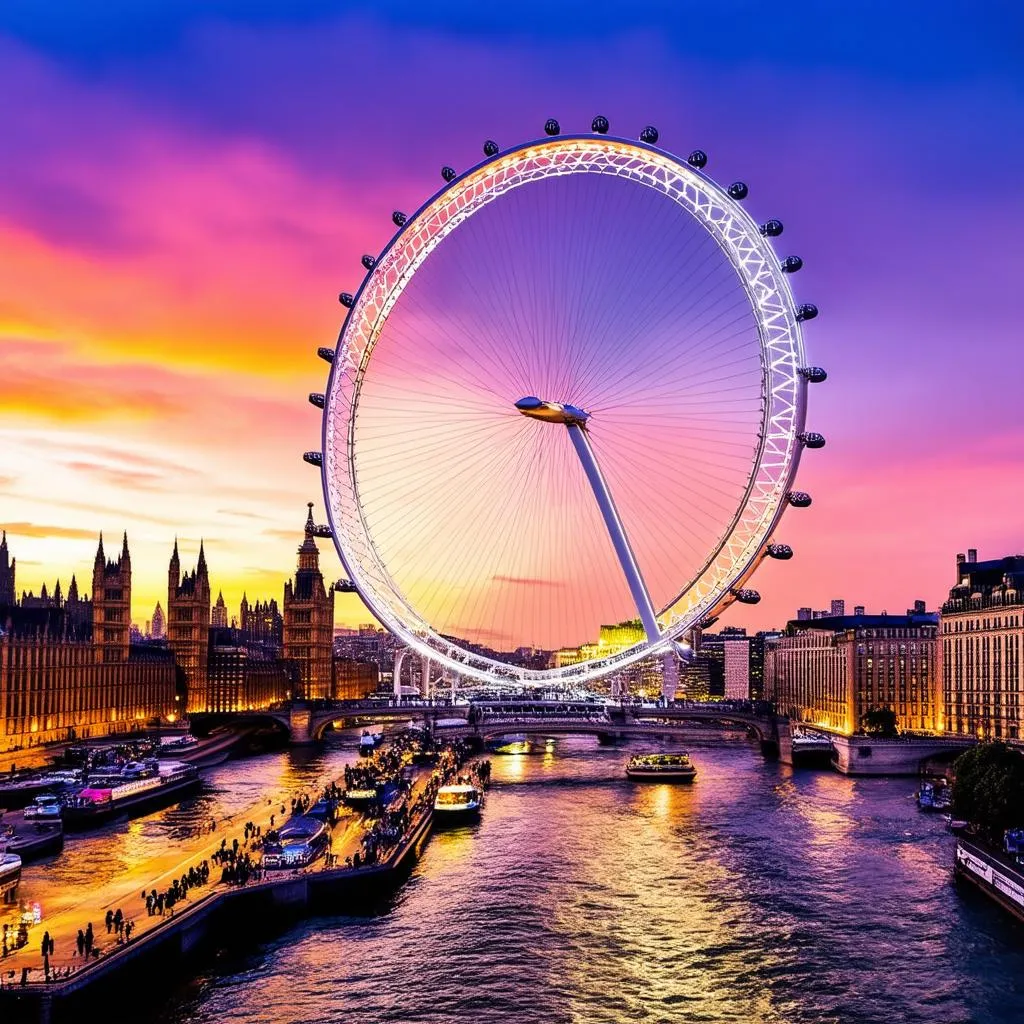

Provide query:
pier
left=0, top=742, right=479, bottom=1024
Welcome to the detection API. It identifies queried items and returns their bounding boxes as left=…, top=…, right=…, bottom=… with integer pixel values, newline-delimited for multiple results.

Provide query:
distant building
left=765, top=605, right=939, bottom=734
left=211, top=590, right=229, bottom=629
left=167, top=540, right=212, bottom=713
left=831, top=599, right=846, bottom=618
left=0, top=533, right=176, bottom=750
left=151, top=601, right=166, bottom=640
left=940, top=548, right=1024, bottom=740
left=239, top=595, right=282, bottom=648
left=333, top=658, right=379, bottom=701
left=205, top=629, right=296, bottom=713
left=283, top=504, right=335, bottom=700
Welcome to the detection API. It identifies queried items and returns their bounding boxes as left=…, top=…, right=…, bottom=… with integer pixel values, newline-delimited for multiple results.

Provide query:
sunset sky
left=2, top=2, right=1022, bottom=640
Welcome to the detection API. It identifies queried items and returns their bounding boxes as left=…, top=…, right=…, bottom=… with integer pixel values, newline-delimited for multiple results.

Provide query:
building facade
left=205, top=629, right=296, bottom=713
left=0, top=534, right=176, bottom=750
left=167, top=540, right=212, bottom=713
left=765, top=606, right=939, bottom=734
left=940, top=549, right=1024, bottom=739
left=283, top=505, right=335, bottom=700
left=332, top=658, right=379, bottom=701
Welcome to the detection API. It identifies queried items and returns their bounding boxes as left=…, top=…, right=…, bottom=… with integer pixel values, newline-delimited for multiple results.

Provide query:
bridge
left=191, top=698, right=796, bottom=762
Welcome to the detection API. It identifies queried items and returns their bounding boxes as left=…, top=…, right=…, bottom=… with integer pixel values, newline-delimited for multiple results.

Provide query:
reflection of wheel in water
left=310, top=120, right=826, bottom=687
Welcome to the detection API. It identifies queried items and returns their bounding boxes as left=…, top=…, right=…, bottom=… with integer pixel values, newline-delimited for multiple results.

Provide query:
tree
left=952, top=743, right=1024, bottom=844
left=861, top=706, right=899, bottom=737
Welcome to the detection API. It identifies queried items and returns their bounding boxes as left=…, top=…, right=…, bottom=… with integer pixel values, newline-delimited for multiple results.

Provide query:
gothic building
left=0, top=532, right=176, bottom=750
left=239, top=595, right=283, bottom=648
left=167, top=539, right=212, bottom=713
left=211, top=591, right=229, bottom=628
left=92, top=533, right=132, bottom=664
left=283, top=504, right=335, bottom=700
left=0, top=531, right=15, bottom=608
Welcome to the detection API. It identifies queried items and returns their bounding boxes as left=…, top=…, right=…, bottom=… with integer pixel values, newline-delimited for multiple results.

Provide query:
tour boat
left=625, top=753, right=698, bottom=783
left=261, top=815, right=329, bottom=869
left=0, top=769, right=82, bottom=810
left=2, top=807, right=64, bottom=862
left=917, top=780, right=952, bottom=812
left=61, top=761, right=201, bottom=830
left=433, top=784, right=483, bottom=824
left=0, top=851, right=21, bottom=904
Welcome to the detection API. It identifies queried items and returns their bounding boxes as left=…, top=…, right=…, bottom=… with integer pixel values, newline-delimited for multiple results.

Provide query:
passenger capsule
left=799, top=366, right=828, bottom=383
left=699, top=615, right=719, bottom=630
left=441, top=166, right=457, bottom=183
left=392, top=210, right=407, bottom=227
left=733, top=588, right=762, bottom=605
left=799, top=431, right=826, bottom=449
left=687, top=149, right=708, bottom=169
left=339, top=292, right=354, bottom=308
left=727, top=181, right=749, bottom=200
left=592, top=115, right=610, bottom=134
left=334, top=578, right=358, bottom=593
left=766, top=543, right=793, bottom=560
left=760, top=219, right=784, bottom=237
left=639, top=125, right=659, bottom=144
left=308, top=393, right=325, bottom=409
left=302, top=451, right=323, bottom=467
left=311, top=524, right=333, bottom=538
left=787, top=491, right=812, bottom=508
left=361, top=254, right=376, bottom=271
left=544, top=118, right=560, bottom=136
left=796, top=303, right=818, bottom=322
left=782, top=255, right=803, bottom=273
left=317, top=347, right=334, bottom=364
left=483, top=140, right=499, bottom=157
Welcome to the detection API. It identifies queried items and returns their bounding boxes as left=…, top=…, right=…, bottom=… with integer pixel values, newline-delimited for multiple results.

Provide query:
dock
left=0, top=744, right=481, bottom=1024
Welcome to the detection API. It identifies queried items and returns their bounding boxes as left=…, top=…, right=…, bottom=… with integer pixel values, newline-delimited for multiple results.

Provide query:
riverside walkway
left=0, top=742, right=466, bottom=997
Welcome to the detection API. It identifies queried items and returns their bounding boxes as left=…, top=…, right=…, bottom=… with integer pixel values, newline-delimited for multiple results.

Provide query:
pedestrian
left=84, top=923, right=94, bottom=957
left=105, top=909, right=114, bottom=934
left=76, top=930, right=85, bottom=958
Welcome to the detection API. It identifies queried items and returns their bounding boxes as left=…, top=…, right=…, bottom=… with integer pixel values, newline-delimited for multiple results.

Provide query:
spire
left=1, top=530, right=6, bottom=553
left=95, top=533, right=105, bottom=565
left=68, top=575, right=78, bottom=601
left=170, top=537, right=179, bottom=563
left=305, top=502, right=315, bottom=533
left=197, top=539, right=207, bottom=573
left=121, top=530, right=130, bottom=559
left=299, top=502, right=319, bottom=558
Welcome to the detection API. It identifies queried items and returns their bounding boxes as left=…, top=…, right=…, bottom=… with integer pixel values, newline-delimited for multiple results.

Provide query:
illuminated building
left=940, top=548, right=1024, bottom=739
left=167, top=540, right=211, bottom=713
left=205, top=629, right=296, bottom=713
left=239, top=595, right=283, bottom=648
left=0, top=534, right=176, bottom=750
left=211, top=590, right=229, bottom=628
left=332, top=658, right=379, bottom=700
left=0, top=532, right=14, bottom=608
left=765, top=604, right=939, bottom=734
left=283, top=504, right=335, bottom=700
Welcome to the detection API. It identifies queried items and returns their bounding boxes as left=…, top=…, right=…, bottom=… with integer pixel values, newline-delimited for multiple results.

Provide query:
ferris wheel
left=305, top=118, right=827, bottom=687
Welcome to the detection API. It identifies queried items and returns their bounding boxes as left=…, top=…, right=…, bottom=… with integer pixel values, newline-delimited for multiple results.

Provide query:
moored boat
left=625, top=752, right=697, bottom=783
left=61, top=761, right=201, bottom=830
left=0, top=851, right=21, bottom=904
left=261, top=815, right=329, bottom=869
left=433, top=784, right=483, bottom=824
left=1, top=807, right=64, bottom=862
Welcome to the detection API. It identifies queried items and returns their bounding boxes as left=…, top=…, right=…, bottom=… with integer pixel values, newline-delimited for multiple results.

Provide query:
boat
left=433, top=784, right=483, bottom=824
left=0, top=769, right=82, bottom=810
left=261, top=815, right=329, bottom=869
left=61, top=761, right=201, bottom=830
left=487, top=734, right=550, bottom=755
left=625, top=752, right=698, bottom=782
left=358, top=730, right=382, bottom=757
left=1, top=808, right=64, bottom=862
left=341, top=787, right=380, bottom=809
left=917, top=780, right=952, bottom=812
left=790, top=731, right=834, bottom=767
left=23, top=793, right=63, bottom=821
left=0, top=851, right=21, bottom=904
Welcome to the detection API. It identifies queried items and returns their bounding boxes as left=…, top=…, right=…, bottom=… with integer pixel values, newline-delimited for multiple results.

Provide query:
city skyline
left=2, top=3, right=1023, bottom=636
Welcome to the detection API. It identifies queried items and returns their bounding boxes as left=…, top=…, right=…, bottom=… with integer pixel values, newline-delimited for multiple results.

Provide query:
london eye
left=306, top=118, right=826, bottom=687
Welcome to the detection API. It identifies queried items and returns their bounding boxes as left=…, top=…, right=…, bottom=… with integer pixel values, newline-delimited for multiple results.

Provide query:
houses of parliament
left=0, top=506, right=377, bottom=752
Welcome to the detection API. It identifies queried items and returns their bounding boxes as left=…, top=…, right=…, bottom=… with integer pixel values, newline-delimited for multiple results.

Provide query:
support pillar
left=393, top=648, right=408, bottom=701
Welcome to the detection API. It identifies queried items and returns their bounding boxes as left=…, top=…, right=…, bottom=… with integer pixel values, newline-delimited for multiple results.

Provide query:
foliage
left=952, top=743, right=1024, bottom=843
left=860, top=706, right=899, bottom=737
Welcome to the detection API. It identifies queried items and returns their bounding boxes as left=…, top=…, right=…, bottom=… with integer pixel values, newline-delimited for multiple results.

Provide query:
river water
left=11, top=736, right=1024, bottom=1023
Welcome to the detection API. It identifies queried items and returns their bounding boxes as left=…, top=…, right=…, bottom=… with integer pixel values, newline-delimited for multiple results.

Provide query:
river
left=12, top=735, right=1024, bottom=1023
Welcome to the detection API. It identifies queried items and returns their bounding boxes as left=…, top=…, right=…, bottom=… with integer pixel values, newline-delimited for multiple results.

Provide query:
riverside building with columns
left=940, top=548, right=1024, bottom=740
left=765, top=603, right=940, bottom=734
